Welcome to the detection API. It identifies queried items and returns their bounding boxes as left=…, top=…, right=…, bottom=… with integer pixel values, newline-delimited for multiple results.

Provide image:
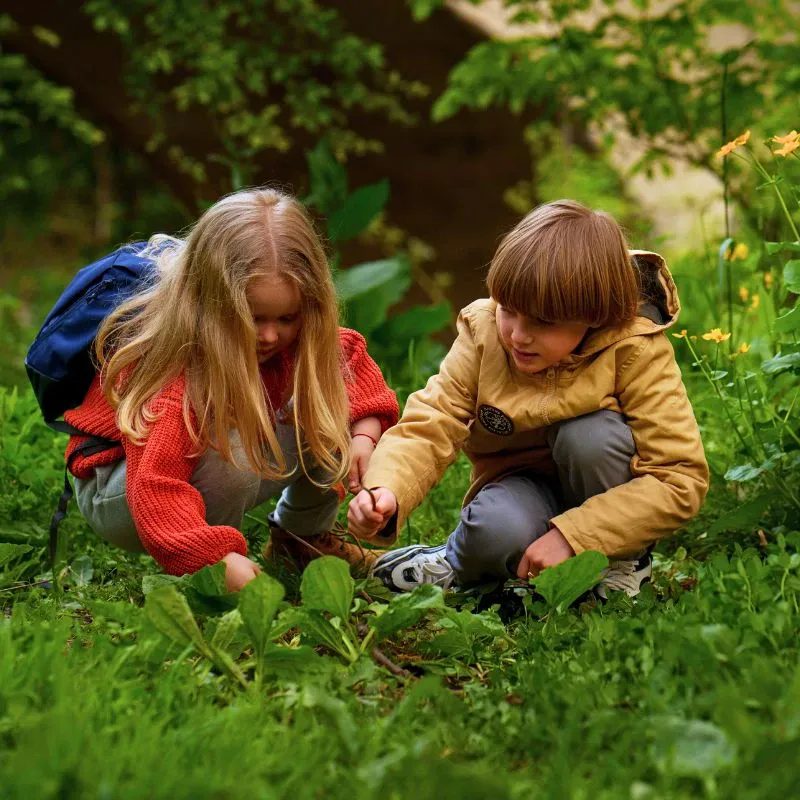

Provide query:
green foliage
left=670, top=142, right=800, bottom=537
left=1, top=2, right=424, bottom=234
left=82, top=0, right=418, bottom=169
left=0, top=26, right=101, bottom=226
left=302, top=138, right=451, bottom=386
left=414, top=0, right=798, bottom=178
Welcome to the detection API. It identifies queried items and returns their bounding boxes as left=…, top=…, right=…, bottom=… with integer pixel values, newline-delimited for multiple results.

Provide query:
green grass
left=2, top=381, right=800, bottom=799
left=2, top=224, right=800, bottom=798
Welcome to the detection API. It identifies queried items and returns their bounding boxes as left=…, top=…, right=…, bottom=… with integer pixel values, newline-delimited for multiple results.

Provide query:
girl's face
left=495, top=305, right=588, bottom=375
left=247, top=275, right=303, bottom=364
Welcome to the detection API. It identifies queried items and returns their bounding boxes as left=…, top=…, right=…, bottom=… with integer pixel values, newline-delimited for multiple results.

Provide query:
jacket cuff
left=549, top=511, right=590, bottom=556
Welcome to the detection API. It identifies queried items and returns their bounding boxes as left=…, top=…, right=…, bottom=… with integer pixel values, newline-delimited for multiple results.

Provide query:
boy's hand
left=516, top=527, right=575, bottom=579
left=222, top=552, right=262, bottom=592
left=348, top=487, right=397, bottom=539
left=348, top=434, right=376, bottom=494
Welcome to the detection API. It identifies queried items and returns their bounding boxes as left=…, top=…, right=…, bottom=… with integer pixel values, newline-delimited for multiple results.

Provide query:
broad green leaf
left=301, top=556, right=354, bottom=620
left=144, top=585, right=213, bottom=658
left=372, top=303, right=452, bottom=342
left=238, top=573, right=285, bottom=678
left=208, top=609, right=244, bottom=653
left=327, top=179, right=389, bottom=242
left=724, top=463, right=765, bottom=482
left=142, top=573, right=182, bottom=595
left=145, top=585, right=247, bottom=686
left=188, top=562, right=228, bottom=597
left=0, top=543, right=32, bottom=568
left=186, top=561, right=239, bottom=614
left=775, top=304, right=800, bottom=333
left=533, top=550, right=609, bottom=612
left=336, top=257, right=411, bottom=336
left=334, top=258, right=406, bottom=301
left=707, top=494, right=771, bottom=534
left=296, top=608, right=353, bottom=661
left=370, top=584, right=445, bottom=641
left=761, top=352, right=800, bottom=375
left=652, top=718, right=735, bottom=778
left=766, top=241, right=800, bottom=255
left=70, top=554, right=93, bottom=587
left=783, top=260, right=800, bottom=293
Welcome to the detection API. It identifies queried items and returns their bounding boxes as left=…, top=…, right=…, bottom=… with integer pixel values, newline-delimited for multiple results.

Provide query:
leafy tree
left=411, top=0, right=799, bottom=222
left=1, top=1, right=423, bottom=232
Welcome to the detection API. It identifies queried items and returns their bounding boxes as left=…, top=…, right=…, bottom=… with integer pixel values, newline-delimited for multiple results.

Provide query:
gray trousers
left=446, top=410, right=636, bottom=585
left=74, top=419, right=340, bottom=553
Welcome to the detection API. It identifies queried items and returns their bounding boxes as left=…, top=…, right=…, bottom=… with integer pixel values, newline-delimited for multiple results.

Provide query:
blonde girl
left=65, top=188, right=398, bottom=591
left=349, top=200, right=708, bottom=598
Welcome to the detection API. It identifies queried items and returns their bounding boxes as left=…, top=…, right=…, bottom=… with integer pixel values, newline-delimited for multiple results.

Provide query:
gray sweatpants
left=446, top=410, right=636, bottom=585
left=74, top=419, right=340, bottom=553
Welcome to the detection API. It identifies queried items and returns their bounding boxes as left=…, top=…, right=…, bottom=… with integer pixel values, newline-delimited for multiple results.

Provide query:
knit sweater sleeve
left=339, top=328, right=399, bottom=432
left=124, top=389, right=247, bottom=576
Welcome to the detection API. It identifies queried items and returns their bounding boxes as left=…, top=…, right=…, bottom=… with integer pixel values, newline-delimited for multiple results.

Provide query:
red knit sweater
left=64, top=328, right=398, bottom=575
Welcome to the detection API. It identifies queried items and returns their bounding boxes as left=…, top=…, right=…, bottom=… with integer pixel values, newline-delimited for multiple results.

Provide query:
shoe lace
left=600, top=559, right=640, bottom=594
left=410, top=551, right=454, bottom=589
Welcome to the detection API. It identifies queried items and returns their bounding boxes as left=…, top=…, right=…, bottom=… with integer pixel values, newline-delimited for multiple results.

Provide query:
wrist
left=352, top=432, right=377, bottom=447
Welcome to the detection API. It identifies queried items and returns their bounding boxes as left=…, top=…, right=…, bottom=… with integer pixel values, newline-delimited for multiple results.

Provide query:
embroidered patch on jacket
left=478, top=404, right=514, bottom=436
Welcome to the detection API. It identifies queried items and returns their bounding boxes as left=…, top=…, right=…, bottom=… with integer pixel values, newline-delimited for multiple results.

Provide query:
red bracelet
left=352, top=432, right=378, bottom=447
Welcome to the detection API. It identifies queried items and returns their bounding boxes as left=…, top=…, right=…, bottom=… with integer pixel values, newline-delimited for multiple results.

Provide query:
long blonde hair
left=96, top=188, right=351, bottom=484
left=487, top=199, right=640, bottom=327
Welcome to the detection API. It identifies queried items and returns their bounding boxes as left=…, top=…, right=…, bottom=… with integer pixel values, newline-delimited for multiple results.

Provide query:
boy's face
left=495, top=305, right=589, bottom=375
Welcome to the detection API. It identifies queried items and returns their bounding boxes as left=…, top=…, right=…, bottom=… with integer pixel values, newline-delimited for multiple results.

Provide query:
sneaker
left=372, top=543, right=456, bottom=593
left=263, top=523, right=381, bottom=576
left=595, top=550, right=652, bottom=599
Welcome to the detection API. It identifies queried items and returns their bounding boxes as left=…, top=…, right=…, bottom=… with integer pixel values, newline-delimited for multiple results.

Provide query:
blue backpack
left=26, top=241, right=155, bottom=562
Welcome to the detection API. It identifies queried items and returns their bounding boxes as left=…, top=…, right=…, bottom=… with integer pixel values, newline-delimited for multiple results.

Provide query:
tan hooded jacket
left=363, top=251, right=709, bottom=557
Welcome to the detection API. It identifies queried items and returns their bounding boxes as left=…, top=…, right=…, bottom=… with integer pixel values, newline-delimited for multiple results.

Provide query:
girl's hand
left=348, top=487, right=397, bottom=539
left=348, top=433, right=376, bottom=494
left=222, top=552, right=262, bottom=592
left=516, top=527, right=575, bottom=579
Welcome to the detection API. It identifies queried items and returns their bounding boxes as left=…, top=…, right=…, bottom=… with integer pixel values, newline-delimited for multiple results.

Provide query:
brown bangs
left=487, top=200, right=640, bottom=327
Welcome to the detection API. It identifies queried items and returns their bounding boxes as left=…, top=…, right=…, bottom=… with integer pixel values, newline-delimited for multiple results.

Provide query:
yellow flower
left=690, top=335, right=698, bottom=342
left=672, top=329, right=688, bottom=339
left=738, top=343, right=751, bottom=354
left=771, top=130, right=799, bottom=145
left=717, top=130, right=751, bottom=158
left=774, top=139, right=800, bottom=157
left=739, top=286, right=750, bottom=302
left=751, top=295, right=761, bottom=310
left=732, top=243, right=749, bottom=261
left=764, top=271, right=774, bottom=289
left=702, top=328, right=732, bottom=343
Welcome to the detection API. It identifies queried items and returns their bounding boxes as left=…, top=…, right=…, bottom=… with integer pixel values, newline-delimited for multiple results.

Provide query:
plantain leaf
left=301, top=556, right=354, bottom=621
left=370, top=584, right=444, bottom=641
left=238, top=573, right=285, bottom=682
left=144, top=585, right=214, bottom=659
left=533, top=551, right=609, bottom=612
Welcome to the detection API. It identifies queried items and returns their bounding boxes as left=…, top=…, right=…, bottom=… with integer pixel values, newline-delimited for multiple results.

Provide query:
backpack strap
left=48, top=423, right=122, bottom=568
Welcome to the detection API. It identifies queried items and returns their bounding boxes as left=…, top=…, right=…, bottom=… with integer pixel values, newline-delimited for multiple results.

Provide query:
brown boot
left=262, top=523, right=383, bottom=577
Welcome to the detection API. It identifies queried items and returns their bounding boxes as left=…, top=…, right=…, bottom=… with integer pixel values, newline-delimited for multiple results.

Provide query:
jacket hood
left=566, top=249, right=680, bottom=362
